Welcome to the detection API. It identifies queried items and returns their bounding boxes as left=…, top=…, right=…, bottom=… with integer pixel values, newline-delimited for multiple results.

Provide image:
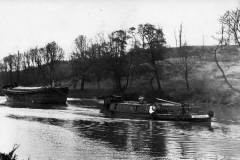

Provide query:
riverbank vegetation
left=1, top=8, right=240, bottom=106
left=0, top=145, right=19, bottom=160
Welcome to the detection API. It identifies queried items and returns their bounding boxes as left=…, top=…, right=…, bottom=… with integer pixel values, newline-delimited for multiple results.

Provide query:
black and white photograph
left=0, top=0, right=239, bottom=159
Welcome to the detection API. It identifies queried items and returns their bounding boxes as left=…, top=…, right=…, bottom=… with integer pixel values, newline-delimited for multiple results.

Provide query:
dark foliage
left=0, top=145, right=19, bottom=160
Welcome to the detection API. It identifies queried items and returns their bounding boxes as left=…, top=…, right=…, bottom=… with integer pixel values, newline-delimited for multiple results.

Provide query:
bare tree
left=220, top=8, right=240, bottom=46
left=0, top=60, right=7, bottom=72
left=29, top=48, right=37, bottom=67
left=137, top=23, right=166, bottom=93
left=178, top=24, right=190, bottom=91
left=45, top=41, right=64, bottom=86
left=0, top=60, right=7, bottom=85
left=15, top=51, right=22, bottom=83
left=213, top=8, right=240, bottom=93
left=3, top=54, right=15, bottom=84
left=21, top=52, right=27, bottom=71
left=71, top=35, right=89, bottom=90
left=108, top=30, right=130, bottom=91
left=174, top=30, right=178, bottom=47
left=24, top=51, right=31, bottom=69
left=173, top=24, right=197, bottom=91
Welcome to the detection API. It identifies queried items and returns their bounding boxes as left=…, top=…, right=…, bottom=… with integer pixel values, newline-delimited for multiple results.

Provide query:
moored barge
left=3, top=86, right=69, bottom=105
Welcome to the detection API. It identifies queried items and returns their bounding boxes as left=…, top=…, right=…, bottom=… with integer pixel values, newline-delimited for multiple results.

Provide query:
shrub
left=0, top=145, right=19, bottom=160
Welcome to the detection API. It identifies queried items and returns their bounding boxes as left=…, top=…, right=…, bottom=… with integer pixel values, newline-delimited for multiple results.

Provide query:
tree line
left=70, top=23, right=166, bottom=92
left=0, top=41, right=64, bottom=86
left=0, top=23, right=169, bottom=94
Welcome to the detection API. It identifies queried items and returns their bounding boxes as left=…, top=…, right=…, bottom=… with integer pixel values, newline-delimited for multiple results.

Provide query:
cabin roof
left=14, top=86, right=43, bottom=90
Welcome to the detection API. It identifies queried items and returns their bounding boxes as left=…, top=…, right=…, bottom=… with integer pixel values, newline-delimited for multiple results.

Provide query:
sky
left=0, top=0, right=239, bottom=59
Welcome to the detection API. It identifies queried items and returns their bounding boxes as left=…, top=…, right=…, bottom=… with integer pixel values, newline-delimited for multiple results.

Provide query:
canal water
left=0, top=97, right=240, bottom=160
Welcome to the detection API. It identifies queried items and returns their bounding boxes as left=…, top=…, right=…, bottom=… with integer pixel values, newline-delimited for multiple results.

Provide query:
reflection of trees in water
left=126, top=121, right=167, bottom=157
left=148, top=122, right=167, bottom=157
left=169, top=122, right=212, bottom=159
left=173, top=123, right=197, bottom=158
left=46, top=117, right=168, bottom=157
left=75, top=120, right=168, bottom=157
left=9, top=115, right=169, bottom=158
left=72, top=120, right=129, bottom=150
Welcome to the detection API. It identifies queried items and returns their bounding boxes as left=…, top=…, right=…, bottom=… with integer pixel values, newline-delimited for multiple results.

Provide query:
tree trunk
left=151, top=57, right=162, bottom=92
left=124, top=52, right=133, bottom=90
left=97, top=77, right=101, bottom=89
left=154, top=68, right=162, bottom=91
left=150, top=47, right=162, bottom=93
left=9, top=70, right=13, bottom=85
left=116, top=77, right=122, bottom=91
left=214, top=45, right=240, bottom=93
left=184, top=57, right=190, bottom=91
left=114, top=72, right=122, bottom=91
left=49, top=62, right=55, bottom=87
left=16, top=69, right=20, bottom=84
left=150, top=76, right=154, bottom=91
left=80, top=77, right=85, bottom=91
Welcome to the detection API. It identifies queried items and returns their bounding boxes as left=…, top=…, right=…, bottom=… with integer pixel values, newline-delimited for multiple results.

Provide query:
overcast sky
left=0, top=0, right=239, bottom=58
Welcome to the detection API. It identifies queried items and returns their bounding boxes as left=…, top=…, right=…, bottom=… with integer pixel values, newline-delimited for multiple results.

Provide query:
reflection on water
left=0, top=97, right=240, bottom=159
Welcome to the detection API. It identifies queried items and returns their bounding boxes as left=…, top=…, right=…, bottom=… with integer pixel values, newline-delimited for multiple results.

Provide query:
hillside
left=66, top=45, right=240, bottom=105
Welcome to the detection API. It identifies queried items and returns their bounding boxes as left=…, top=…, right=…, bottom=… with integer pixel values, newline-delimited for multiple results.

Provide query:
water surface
left=0, top=97, right=240, bottom=160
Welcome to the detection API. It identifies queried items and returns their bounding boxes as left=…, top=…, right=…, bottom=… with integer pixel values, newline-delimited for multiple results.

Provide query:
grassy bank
left=68, top=58, right=240, bottom=108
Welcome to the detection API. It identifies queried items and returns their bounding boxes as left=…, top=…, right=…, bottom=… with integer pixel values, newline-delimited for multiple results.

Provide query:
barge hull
left=107, top=102, right=212, bottom=122
left=151, top=114, right=211, bottom=122
left=3, top=87, right=68, bottom=105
